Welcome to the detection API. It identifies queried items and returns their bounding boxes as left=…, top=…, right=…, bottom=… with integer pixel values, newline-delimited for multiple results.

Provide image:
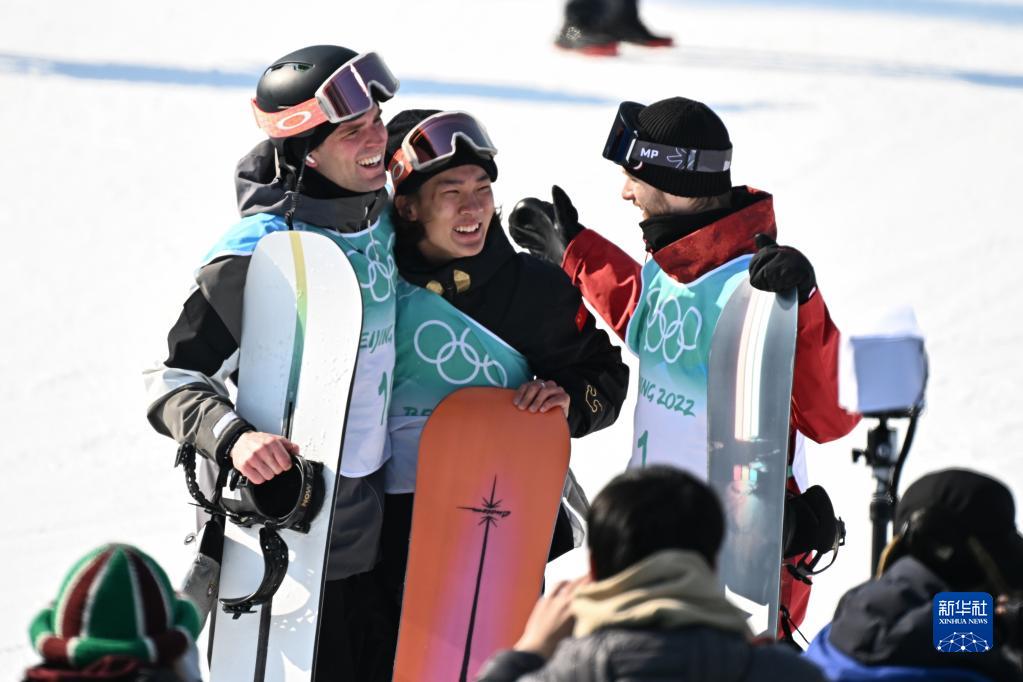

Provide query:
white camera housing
left=839, top=307, right=927, bottom=417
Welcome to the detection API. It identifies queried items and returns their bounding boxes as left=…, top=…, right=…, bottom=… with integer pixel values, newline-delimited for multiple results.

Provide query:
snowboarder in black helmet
left=146, top=44, right=400, bottom=680
left=251, top=45, right=399, bottom=218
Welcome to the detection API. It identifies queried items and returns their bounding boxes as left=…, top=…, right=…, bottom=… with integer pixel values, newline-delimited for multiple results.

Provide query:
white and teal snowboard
left=707, top=280, right=797, bottom=639
left=208, top=230, right=362, bottom=681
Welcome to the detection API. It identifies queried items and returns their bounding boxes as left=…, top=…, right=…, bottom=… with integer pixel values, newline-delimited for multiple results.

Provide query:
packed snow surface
left=2, top=0, right=1021, bottom=673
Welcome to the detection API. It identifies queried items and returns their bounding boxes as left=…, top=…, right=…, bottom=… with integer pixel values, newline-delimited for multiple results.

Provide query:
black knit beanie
left=627, top=97, right=732, bottom=198
left=386, top=109, right=498, bottom=196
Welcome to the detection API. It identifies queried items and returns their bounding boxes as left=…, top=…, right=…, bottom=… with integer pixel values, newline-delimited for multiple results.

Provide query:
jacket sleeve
left=475, top=650, right=548, bottom=681
left=561, top=228, right=643, bottom=341
left=143, top=256, right=255, bottom=461
left=476, top=639, right=607, bottom=681
left=790, top=290, right=860, bottom=443
left=521, top=262, right=630, bottom=439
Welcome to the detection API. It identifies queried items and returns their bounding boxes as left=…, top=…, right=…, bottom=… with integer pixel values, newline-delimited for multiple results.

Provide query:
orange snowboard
left=392, top=387, right=571, bottom=682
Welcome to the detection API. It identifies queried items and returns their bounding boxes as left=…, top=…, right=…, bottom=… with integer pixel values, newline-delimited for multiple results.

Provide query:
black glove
left=782, top=485, right=842, bottom=558
left=748, top=233, right=816, bottom=304
left=508, top=185, right=584, bottom=265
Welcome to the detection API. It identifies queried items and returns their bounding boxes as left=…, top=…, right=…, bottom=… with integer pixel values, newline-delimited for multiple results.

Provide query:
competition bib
left=386, top=278, right=531, bottom=493
left=314, top=219, right=397, bottom=477
left=206, top=213, right=398, bottom=478
left=624, top=255, right=750, bottom=477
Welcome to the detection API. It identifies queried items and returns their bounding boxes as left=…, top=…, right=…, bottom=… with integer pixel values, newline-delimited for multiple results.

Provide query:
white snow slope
left=2, top=0, right=1021, bottom=674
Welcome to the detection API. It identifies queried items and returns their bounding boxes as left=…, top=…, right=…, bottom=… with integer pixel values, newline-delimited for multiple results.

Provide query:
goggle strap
left=251, top=97, right=329, bottom=138
left=389, top=147, right=413, bottom=190
left=628, top=140, right=732, bottom=173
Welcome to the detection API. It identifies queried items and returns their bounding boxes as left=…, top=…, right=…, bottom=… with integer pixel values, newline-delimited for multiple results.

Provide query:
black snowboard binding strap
left=219, top=526, right=290, bottom=617
left=175, top=443, right=327, bottom=616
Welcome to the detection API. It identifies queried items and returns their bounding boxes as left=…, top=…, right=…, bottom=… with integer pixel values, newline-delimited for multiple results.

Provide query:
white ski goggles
left=251, top=52, right=399, bottom=138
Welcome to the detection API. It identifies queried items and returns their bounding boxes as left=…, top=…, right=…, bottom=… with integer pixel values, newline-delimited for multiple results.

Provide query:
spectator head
left=27, top=543, right=201, bottom=678
left=881, top=468, right=1023, bottom=592
left=587, top=466, right=725, bottom=580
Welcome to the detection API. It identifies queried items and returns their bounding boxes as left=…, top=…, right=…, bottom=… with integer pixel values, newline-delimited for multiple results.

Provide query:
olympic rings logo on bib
left=414, top=320, right=508, bottom=386
left=348, top=232, right=396, bottom=303
left=642, top=286, right=703, bottom=363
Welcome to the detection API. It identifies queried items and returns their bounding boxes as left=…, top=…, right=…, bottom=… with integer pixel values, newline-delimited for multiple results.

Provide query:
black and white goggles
left=388, top=111, right=497, bottom=191
left=251, top=52, right=399, bottom=138
left=603, top=101, right=732, bottom=173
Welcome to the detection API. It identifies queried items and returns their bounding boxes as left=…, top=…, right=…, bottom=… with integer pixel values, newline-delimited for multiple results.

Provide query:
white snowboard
left=208, top=230, right=362, bottom=681
left=707, top=280, right=797, bottom=639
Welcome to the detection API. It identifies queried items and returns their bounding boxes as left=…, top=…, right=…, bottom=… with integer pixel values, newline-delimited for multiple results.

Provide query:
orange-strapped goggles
left=251, top=52, right=399, bottom=138
left=387, top=111, right=498, bottom=191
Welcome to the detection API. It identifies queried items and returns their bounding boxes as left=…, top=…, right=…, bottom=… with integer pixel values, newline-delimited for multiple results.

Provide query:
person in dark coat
left=805, top=469, right=1023, bottom=682
left=375, top=108, right=630, bottom=677
left=476, top=466, right=827, bottom=682
left=556, top=0, right=674, bottom=56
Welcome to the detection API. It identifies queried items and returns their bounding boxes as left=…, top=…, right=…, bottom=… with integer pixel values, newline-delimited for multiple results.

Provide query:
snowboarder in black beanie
left=509, top=95, right=860, bottom=635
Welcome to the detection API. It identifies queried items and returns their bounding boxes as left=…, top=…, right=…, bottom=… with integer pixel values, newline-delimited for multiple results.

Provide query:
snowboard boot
left=555, top=22, right=619, bottom=57
left=610, top=16, right=674, bottom=48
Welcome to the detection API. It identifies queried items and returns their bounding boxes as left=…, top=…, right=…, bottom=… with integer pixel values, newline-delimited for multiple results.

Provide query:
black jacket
left=394, top=212, right=629, bottom=438
left=817, top=556, right=1023, bottom=681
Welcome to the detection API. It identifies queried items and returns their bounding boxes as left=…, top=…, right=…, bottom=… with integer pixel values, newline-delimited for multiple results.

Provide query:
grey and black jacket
left=476, top=549, right=825, bottom=682
left=145, top=140, right=386, bottom=457
left=144, top=140, right=389, bottom=578
left=477, top=627, right=825, bottom=682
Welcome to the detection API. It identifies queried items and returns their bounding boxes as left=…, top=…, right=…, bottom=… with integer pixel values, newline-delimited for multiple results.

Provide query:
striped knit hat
left=29, top=544, right=201, bottom=669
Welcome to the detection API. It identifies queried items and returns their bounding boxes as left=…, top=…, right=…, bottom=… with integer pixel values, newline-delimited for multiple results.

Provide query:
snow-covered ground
left=2, top=0, right=1021, bottom=673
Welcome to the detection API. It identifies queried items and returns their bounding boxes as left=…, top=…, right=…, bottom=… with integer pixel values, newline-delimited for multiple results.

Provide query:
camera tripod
left=851, top=408, right=922, bottom=574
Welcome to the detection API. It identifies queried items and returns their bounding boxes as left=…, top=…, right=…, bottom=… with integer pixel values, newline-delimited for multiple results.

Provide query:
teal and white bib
left=624, top=255, right=751, bottom=477
left=206, top=212, right=398, bottom=478
left=311, top=219, right=397, bottom=477
left=386, top=278, right=531, bottom=493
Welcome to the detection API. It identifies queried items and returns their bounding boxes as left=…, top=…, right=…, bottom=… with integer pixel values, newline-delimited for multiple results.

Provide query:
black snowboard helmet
left=255, top=45, right=360, bottom=171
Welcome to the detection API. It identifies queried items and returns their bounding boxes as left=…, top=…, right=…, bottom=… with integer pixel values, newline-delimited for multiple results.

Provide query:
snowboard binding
left=175, top=443, right=327, bottom=616
left=223, top=456, right=326, bottom=534
left=782, top=485, right=847, bottom=585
